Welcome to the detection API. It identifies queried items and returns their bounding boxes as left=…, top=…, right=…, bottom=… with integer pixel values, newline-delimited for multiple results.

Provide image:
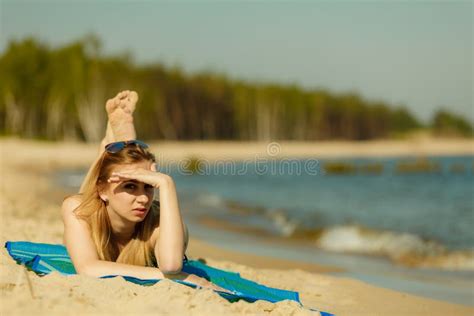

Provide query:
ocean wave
left=263, top=210, right=474, bottom=270
left=201, top=196, right=474, bottom=271
left=195, top=192, right=227, bottom=208
left=313, top=225, right=474, bottom=270
left=266, top=210, right=299, bottom=237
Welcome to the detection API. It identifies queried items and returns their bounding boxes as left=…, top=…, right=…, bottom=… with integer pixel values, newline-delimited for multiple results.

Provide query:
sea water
left=168, top=155, right=474, bottom=270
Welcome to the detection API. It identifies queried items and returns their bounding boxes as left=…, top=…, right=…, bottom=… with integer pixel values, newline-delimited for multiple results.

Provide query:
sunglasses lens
left=105, top=142, right=125, bottom=153
left=105, top=140, right=149, bottom=153
left=132, top=140, right=149, bottom=149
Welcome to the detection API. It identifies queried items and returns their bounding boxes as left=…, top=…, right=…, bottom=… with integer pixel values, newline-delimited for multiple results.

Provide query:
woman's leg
left=100, top=90, right=139, bottom=153
left=105, top=90, right=138, bottom=142
left=79, top=90, right=139, bottom=193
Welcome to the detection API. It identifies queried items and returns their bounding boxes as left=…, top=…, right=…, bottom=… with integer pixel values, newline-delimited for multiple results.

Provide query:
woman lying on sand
left=61, top=90, right=224, bottom=291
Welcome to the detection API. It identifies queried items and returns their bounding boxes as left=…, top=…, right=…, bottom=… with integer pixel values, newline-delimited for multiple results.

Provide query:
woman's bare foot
left=105, top=90, right=139, bottom=141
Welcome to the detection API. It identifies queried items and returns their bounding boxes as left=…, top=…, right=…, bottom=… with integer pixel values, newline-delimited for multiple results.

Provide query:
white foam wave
left=195, top=192, right=226, bottom=208
left=315, top=225, right=474, bottom=270
left=266, top=210, right=298, bottom=237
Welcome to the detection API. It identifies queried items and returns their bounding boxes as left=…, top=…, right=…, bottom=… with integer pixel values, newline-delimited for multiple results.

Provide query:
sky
left=1, top=0, right=472, bottom=124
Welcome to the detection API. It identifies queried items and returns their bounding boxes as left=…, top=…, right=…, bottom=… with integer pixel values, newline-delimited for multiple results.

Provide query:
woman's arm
left=81, top=260, right=165, bottom=279
left=82, top=260, right=229, bottom=293
left=155, top=175, right=185, bottom=273
left=61, top=196, right=161, bottom=279
left=79, top=137, right=109, bottom=193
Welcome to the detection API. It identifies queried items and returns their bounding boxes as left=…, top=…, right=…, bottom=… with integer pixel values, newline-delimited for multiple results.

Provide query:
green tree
left=432, top=109, right=473, bottom=137
left=0, top=36, right=429, bottom=141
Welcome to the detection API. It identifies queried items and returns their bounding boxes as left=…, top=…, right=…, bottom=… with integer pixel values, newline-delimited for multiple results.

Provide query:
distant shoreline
left=2, top=138, right=472, bottom=171
left=148, top=138, right=474, bottom=161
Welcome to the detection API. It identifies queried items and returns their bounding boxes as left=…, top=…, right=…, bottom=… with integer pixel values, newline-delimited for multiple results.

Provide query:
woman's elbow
left=75, top=266, right=91, bottom=276
left=160, top=262, right=183, bottom=275
left=75, top=265, right=92, bottom=276
left=74, top=261, right=99, bottom=277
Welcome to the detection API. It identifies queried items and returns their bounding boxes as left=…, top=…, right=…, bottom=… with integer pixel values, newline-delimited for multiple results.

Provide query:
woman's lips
left=132, top=208, right=148, bottom=215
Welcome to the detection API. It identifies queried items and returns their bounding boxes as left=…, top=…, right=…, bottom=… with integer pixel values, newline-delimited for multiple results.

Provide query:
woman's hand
left=181, top=273, right=232, bottom=293
left=108, top=163, right=172, bottom=188
left=164, top=271, right=231, bottom=293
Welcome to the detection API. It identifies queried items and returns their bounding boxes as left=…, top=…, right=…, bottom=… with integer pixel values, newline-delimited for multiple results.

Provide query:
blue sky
left=1, top=0, right=472, bottom=123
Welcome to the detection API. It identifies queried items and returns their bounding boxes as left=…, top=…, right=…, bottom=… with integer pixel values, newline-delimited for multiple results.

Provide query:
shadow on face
left=104, top=161, right=155, bottom=207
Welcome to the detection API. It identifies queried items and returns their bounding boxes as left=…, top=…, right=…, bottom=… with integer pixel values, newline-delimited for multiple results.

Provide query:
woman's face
left=102, top=161, right=155, bottom=223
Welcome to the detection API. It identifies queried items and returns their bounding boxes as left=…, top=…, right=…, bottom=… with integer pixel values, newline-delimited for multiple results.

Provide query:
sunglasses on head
left=104, top=140, right=149, bottom=153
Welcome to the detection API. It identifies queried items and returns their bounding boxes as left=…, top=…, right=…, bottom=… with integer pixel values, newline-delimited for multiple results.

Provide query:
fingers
left=107, top=172, right=134, bottom=183
left=200, top=283, right=232, bottom=294
left=111, top=171, right=131, bottom=177
left=213, top=285, right=231, bottom=293
left=106, top=169, right=164, bottom=187
left=112, top=168, right=152, bottom=177
left=184, top=274, right=232, bottom=294
left=107, top=175, right=124, bottom=183
left=107, top=176, right=121, bottom=183
left=107, top=170, right=151, bottom=183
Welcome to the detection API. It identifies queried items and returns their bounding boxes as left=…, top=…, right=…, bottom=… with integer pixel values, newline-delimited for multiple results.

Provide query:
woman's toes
left=105, top=98, right=118, bottom=113
left=119, top=98, right=128, bottom=110
left=129, top=91, right=139, bottom=103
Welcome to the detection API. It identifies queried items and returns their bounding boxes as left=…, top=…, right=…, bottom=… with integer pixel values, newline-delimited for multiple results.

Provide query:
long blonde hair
left=73, top=144, right=159, bottom=267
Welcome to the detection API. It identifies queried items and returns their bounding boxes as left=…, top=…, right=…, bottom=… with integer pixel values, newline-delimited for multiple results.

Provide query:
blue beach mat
left=4, top=241, right=333, bottom=316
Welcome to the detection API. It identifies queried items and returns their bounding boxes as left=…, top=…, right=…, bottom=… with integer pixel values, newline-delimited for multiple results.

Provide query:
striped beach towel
left=4, top=241, right=333, bottom=316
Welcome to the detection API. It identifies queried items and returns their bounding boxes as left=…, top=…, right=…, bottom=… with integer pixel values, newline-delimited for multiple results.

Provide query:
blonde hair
left=73, top=144, right=159, bottom=267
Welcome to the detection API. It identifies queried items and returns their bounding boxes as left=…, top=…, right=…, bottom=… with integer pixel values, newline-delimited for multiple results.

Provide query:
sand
left=1, top=138, right=473, bottom=315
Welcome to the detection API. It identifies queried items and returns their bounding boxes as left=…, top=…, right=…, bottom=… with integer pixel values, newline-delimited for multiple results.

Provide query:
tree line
left=0, top=36, right=471, bottom=142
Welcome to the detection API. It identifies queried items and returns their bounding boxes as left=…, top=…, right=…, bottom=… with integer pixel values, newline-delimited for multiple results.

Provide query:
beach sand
left=1, top=138, right=473, bottom=315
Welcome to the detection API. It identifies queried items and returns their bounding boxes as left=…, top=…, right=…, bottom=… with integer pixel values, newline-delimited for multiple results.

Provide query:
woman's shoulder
left=61, top=194, right=83, bottom=216
left=63, top=194, right=83, bottom=205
